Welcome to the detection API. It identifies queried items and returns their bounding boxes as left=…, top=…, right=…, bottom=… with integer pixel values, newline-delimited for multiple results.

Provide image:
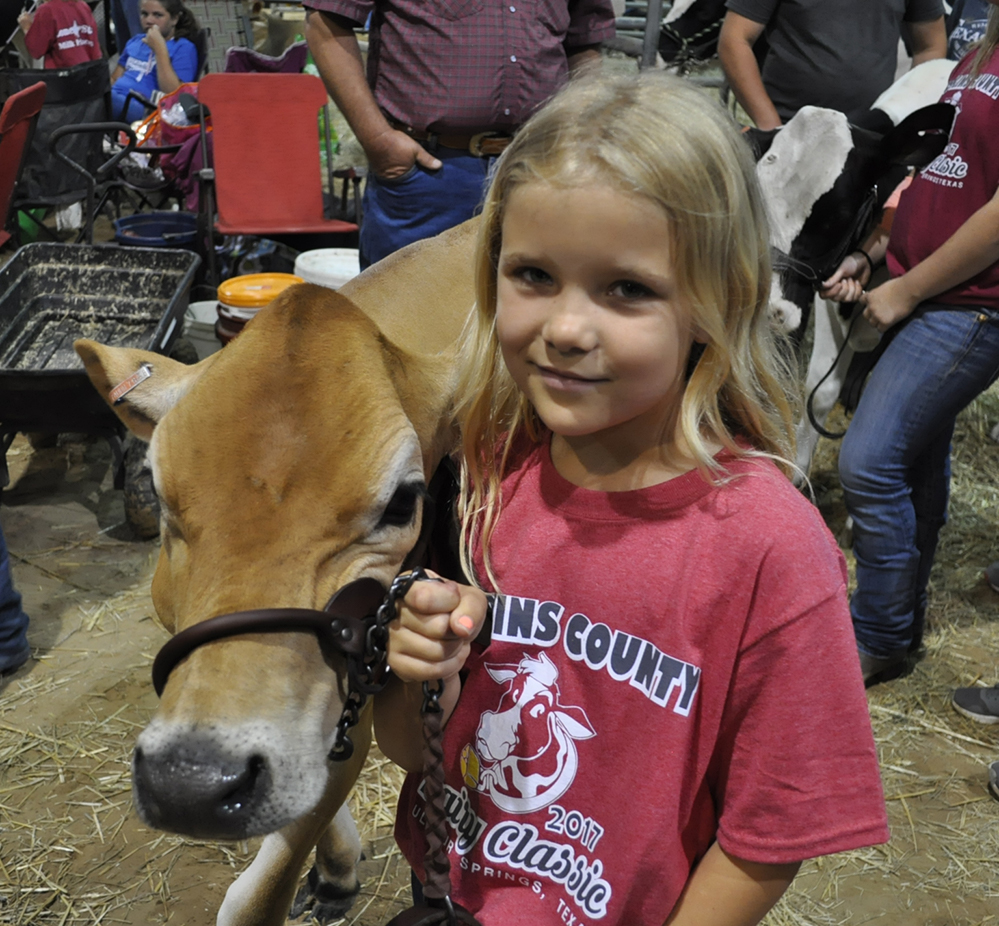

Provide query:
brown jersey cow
left=75, top=219, right=477, bottom=926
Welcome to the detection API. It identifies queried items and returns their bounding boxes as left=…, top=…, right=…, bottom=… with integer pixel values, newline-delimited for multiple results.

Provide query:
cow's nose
left=132, top=744, right=271, bottom=839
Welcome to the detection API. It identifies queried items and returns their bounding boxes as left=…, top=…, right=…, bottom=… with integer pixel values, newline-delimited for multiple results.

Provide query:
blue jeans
left=839, top=304, right=999, bottom=659
left=0, top=520, right=30, bottom=672
left=359, top=149, right=495, bottom=269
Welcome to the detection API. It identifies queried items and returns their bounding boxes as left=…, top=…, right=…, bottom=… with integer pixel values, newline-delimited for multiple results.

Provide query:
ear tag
left=110, top=363, right=153, bottom=405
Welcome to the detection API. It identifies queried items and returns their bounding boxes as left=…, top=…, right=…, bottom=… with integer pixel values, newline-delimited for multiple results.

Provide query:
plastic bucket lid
left=113, top=211, right=198, bottom=247
left=293, top=248, right=361, bottom=290
left=217, top=273, right=303, bottom=312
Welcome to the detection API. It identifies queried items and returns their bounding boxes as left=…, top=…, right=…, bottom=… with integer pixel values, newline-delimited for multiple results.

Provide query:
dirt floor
left=1, top=379, right=998, bottom=926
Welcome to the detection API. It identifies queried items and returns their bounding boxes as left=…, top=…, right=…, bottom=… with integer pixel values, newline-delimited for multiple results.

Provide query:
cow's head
left=747, top=101, right=954, bottom=335
left=474, top=652, right=594, bottom=812
left=75, top=283, right=459, bottom=840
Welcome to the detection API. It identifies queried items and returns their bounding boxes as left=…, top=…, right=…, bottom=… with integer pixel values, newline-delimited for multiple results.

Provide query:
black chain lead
left=329, top=567, right=433, bottom=761
left=422, top=678, right=444, bottom=715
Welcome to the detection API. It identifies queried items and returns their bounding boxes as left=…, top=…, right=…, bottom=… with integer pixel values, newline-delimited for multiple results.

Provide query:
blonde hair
left=969, top=5, right=999, bottom=79
left=454, top=71, right=798, bottom=586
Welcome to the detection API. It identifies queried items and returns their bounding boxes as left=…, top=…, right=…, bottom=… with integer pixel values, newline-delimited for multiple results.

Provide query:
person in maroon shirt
left=821, top=2, right=999, bottom=686
left=18, top=0, right=102, bottom=69
left=303, top=0, right=616, bottom=268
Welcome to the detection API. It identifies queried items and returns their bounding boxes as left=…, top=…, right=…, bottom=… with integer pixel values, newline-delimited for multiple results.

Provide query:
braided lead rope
left=420, top=679, right=452, bottom=905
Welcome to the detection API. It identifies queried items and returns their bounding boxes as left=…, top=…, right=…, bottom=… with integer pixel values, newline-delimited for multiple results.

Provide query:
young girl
left=376, top=72, right=889, bottom=925
left=110, top=0, right=199, bottom=122
left=821, top=2, right=999, bottom=686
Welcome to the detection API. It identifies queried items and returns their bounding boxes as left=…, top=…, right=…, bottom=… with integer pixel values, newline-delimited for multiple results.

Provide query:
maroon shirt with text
left=395, top=442, right=889, bottom=925
left=887, top=48, right=999, bottom=307
left=24, top=0, right=102, bottom=69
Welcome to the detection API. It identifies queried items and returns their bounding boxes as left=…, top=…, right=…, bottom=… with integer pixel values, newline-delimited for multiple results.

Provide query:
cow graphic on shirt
left=465, top=652, right=595, bottom=814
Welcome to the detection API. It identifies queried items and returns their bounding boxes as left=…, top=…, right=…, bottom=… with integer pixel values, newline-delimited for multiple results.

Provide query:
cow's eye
left=378, top=482, right=424, bottom=528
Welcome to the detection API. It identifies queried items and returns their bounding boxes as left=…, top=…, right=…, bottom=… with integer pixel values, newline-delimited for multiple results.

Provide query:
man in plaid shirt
left=304, top=1, right=616, bottom=268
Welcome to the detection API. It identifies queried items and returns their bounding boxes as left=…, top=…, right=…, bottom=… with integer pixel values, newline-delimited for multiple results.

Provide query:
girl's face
left=496, top=182, right=698, bottom=478
left=140, top=1, right=177, bottom=39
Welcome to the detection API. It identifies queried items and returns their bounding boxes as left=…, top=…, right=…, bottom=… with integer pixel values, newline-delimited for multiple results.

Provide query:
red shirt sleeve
left=23, top=5, right=56, bottom=60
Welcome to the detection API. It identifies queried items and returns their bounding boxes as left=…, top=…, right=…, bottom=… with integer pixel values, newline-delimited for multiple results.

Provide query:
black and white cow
left=746, top=60, right=956, bottom=476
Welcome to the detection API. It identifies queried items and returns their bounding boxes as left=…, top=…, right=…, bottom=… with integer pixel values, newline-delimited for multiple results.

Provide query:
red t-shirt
left=24, top=0, right=102, bottom=69
left=887, top=48, right=999, bottom=307
left=395, top=442, right=889, bottom=925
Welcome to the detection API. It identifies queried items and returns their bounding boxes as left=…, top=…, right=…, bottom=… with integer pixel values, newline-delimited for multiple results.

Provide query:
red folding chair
left=196, top=72, right=358, bottom=267
left=0, top=80, right=46, bottom=248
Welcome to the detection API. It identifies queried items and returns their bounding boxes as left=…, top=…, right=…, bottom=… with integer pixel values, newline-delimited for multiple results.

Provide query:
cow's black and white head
left=746, top=101, right=955, bottom=338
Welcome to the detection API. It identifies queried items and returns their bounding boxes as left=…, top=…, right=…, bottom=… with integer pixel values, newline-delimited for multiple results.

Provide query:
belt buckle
left=469, top=131, right=501, bottom=157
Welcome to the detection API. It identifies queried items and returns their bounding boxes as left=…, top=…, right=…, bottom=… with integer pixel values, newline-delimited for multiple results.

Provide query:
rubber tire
left=168, top=336, right=200, bottom=365
left=122, top=435, right=160, bottom=539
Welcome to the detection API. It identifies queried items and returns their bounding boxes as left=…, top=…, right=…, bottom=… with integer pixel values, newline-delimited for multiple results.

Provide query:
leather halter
left=771, top=183, right=881, bottom=292
left=151, top=577, right=388, bottom=697
left=149, top=461, right=455, bottom=698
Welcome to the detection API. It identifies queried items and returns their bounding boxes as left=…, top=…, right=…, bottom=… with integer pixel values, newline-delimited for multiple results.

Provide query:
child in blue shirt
left=111, top=0, right=199, bottom=122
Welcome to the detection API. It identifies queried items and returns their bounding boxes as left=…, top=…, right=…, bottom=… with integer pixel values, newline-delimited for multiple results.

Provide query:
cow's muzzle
left=149, top=570, right=433, bottom=761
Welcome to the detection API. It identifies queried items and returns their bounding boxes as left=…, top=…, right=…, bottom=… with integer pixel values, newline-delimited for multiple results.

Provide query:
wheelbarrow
left=0, top=242, right=200, bottom=533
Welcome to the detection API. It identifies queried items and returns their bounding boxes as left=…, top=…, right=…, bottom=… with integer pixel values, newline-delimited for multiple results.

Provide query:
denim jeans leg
left=359, top=151, right=492, bottom=269
left=908, top=421, right=953, bottom=652
left=0, top=522, right=30, bottom=670
left=839, top=306, right=999, bottom=659
left=110, top=0, right=143, bottom=44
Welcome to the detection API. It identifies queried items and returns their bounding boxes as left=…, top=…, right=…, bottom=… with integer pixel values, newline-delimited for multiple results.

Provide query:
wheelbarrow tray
left=0, top=243, right=199, bottom=433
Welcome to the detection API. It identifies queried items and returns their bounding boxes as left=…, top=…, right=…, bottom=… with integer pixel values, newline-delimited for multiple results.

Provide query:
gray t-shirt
left=725, top=0, right=945, bottom=121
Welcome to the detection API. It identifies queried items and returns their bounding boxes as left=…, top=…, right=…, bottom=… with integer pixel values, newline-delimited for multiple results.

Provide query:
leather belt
left=388, top=118, right=515, bottom=157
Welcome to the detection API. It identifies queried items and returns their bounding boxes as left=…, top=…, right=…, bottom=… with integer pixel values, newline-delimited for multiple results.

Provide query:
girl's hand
left=17, top=11, right=33, bottom=32
left=820, top=251, right=871, bottom=303
left=144, top=24, right=167, bottom=55
left=388, top=573, right=488, bottom=684
left=861, top=277, right=919, bottom=332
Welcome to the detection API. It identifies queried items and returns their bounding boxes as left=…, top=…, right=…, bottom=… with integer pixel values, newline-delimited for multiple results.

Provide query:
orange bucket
left=215, top=273, right=303, bottom=345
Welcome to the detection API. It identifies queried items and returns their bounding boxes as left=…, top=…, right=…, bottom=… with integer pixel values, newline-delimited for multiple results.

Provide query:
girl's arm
left=863, top=181, right=999, bottom=330
left=110, top=64, right=125, bottom=84
left=373, top=576, right=488, bottom=771
left=144, top=27, right=183, bottom=94
left=820, top=226, right=889, bottom=303
left=665, top=842, right=800, bottom=926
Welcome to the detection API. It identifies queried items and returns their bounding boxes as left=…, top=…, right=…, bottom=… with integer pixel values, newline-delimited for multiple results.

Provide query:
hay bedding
left=1, top=384, right=998, bottom=926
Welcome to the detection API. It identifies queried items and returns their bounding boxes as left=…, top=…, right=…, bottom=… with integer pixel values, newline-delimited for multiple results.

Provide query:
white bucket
left=294, top=248, right=361, bottom=290
left=184, top=301, right=222, bottom=360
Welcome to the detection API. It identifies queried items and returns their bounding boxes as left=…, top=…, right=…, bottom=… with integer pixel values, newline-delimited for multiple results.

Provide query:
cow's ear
left=74, top=340, right=215, bottom=441
left=879, top=102, right=956, bottom=168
